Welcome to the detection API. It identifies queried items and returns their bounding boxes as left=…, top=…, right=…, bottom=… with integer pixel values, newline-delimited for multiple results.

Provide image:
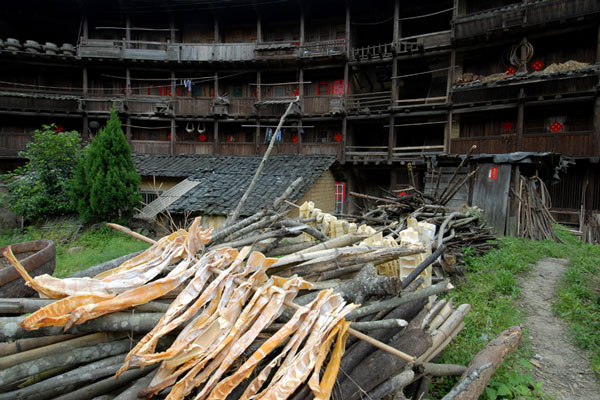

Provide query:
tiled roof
left=132, top=153, right=339, bottom=217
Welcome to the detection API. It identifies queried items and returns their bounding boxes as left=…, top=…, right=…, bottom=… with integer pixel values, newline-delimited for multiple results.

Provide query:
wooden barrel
left=0, top=240, right=56, bottom=297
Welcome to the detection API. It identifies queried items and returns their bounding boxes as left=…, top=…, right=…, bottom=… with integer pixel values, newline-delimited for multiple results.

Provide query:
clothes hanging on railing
left=265, top=127, right=273, bottom=143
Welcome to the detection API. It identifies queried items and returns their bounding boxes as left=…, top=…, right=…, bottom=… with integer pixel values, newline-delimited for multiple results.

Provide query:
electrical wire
left=399, top=7, right=454, bottom=21
left=391, top=66, right=456, bottom=80
left=351, top=15, right=394, bottom=26
left=0, top=71, right=250, bottom=93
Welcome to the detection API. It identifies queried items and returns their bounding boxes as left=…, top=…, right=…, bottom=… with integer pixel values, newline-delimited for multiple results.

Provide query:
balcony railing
left=78, top=38, right=347, bottom=62
left=346, top=144, right=444, bottom=163
left=347, top=91, right=391, bottom=113
left=353, top=43, right=394, bottom=61
left=454, top=0, right=600, bottom=40
left=396, top=30, right=452, bottom=55
left=298, top=39, right=346, bottom=58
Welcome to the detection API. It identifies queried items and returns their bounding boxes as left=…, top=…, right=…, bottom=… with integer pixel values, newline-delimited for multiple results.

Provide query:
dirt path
left=518, top=258, right=600, bottom=400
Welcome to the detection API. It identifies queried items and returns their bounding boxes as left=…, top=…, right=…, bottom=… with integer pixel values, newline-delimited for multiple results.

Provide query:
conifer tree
left=72, top=107, right=141, bottom=222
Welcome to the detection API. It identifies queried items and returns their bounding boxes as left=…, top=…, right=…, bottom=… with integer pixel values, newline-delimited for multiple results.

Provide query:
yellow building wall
left=290, top=170, right=337, bottom=218
left=140, top=177, right=183, bottom=192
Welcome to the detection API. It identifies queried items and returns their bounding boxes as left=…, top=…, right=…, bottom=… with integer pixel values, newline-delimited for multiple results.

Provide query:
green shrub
left=71, top=107, right=141, bottom=222
left=3, top=124, right=82, bottom=222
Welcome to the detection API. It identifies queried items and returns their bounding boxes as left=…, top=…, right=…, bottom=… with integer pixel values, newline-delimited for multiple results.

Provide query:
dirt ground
left=518, top=258, right=600, bottom=400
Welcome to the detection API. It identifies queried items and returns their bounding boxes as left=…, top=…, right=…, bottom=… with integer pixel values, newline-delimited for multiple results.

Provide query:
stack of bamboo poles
left=0, top=215, right=476, bottom=400
left=515, top=175, right=561, bottom=242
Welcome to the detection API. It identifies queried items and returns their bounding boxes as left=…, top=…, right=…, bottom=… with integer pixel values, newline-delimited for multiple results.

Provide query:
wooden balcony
left=255, top=41, right=299, bottom=58
left=175, top=142, right=214, bottom=155
left=352, top=43, right=394, bottom=62
left=298, top=40, right=346, bottom=58
left=130, top=140, right=171, bottom=154
left=0, top=91, right=80, bottom=114
left=0, top=131, right=32, bottom=154
left=303, top=96, right=345, bottom=115
left=454, top=0, right=600, bottom=40
left=228, top=98, right=256, bottom=116
left=78, top=39, right=257, bottom=62
left=396, top=30, right=451, bottom=55
left=451, top=69, right=599, bottom=106
left=347, top=92, right=391, bottom=114
left=346, top=145, right=444, bottom=163
left=78, top=39, right=346, bottom=62
left=450, top=130, right=595, bottom=157
left=175, top=98, right=212, bottom=116
left=451, top=136, right=515, bottom=154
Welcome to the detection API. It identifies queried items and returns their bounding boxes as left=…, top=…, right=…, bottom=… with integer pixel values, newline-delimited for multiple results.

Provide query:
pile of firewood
left=0, top=148, right=509, bottom=400
left=514, top=176, right=561, bottom=242
left=0, top=198, right=507, bottom=400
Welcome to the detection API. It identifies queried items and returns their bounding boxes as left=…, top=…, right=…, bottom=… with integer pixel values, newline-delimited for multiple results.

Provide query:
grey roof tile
left=132, top=153, right=339, bottom=217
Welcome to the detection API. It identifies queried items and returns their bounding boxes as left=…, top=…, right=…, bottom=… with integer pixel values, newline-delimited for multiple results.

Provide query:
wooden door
left=472, top=163, right=512, bottom=235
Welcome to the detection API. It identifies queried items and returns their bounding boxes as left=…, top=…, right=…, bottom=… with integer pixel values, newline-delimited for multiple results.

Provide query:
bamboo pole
left=108, top=223, right=418, bottom=363
left=227, top=97, right=299, bottom=225
left=0, top=332, right=125, bottom=370
left=105, top=223, right=155, bottom=245
left=0, top=334, right=78, bottom=357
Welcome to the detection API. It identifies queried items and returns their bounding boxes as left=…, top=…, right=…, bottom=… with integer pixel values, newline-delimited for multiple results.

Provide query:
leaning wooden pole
left=107, top=223, right=418, bottom=363
left=226, top=97, right=299, bottom=225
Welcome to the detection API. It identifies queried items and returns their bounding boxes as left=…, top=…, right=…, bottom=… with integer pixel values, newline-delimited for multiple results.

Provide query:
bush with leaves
left=71, top=107, right=141, bottom=222
left=3, top=124, right=82, bottom=222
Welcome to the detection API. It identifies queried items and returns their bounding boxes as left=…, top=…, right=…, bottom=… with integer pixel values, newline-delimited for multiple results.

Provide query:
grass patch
left=552, top=233, right=600, bottom=376
left=434, top=235, right=569, bottom=399
left=436, top=226, right=600, bottom=398
left=0, top=224, right=150, bottom=277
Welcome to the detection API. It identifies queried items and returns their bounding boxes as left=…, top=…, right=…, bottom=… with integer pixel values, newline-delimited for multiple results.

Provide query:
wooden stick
left=227, top=97, right=299, bottom=225
left=106, top=223, right=155, bottom=245
left=438, top=144, right=476, bottom=201
left=108, top=223, right=418, bottom=363
left=0, top=332, right=125, bottom=370
left=0, top=334, right=79, bottom=358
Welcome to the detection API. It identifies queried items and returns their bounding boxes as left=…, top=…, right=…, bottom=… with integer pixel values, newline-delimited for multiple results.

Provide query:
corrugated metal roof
left=136, top=178, right=200, bottom=219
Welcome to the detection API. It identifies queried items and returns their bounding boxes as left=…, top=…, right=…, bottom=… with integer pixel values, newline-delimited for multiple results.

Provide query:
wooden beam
left=214, top=120, right=219, bottom=154
left=593, top=95, right=600, bottom=154
left=299, top=3, right=305, bottom=46
left=342, top=116, right=347, bottom=162
left=393, top=0, right=400, bottom=42
left=82, top=66, right=88, bottom=97
left=170, top=15, right=176, bottom=43
left=345, top=0, right=351, bottom=58
left=445, top=109, right=453, bottom=153
left=596, top=23, right=600, bottom=64
left=256, top=70, right=261, bottom=155
left=125, top=16, right=131, bottom=42
left=82, top=14, right=88, bottom=41
left=256, top=13, right=262, bottom=44
left=125, top=116, right=132, bottom=144
left=516, top=102, right=524, bottom=152
left=82, top=115, right=88, bottom=141
left=388, top=115, right=394, bottom=163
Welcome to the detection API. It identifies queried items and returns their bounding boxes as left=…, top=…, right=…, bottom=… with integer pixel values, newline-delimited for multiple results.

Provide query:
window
left=141, top=190, right=162, bottom=205
left=317, top=82, right=330, bottom=96
left=335, top=182, right=345, bottom=213
left=232, top=86, right=244, bottom=98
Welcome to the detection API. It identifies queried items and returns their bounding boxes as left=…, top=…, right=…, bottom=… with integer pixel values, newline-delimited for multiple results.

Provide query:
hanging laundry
left=275, top=129, right=282, bottom=142
left=265, top=127, right=273, bottom=143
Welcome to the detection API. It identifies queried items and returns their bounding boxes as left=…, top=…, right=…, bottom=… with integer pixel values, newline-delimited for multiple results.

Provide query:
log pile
left=0, top=163, right=508, bottom=399
left=0, top=212, right=484, bottom=400
left=514, top=175, right=561, bottom=242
